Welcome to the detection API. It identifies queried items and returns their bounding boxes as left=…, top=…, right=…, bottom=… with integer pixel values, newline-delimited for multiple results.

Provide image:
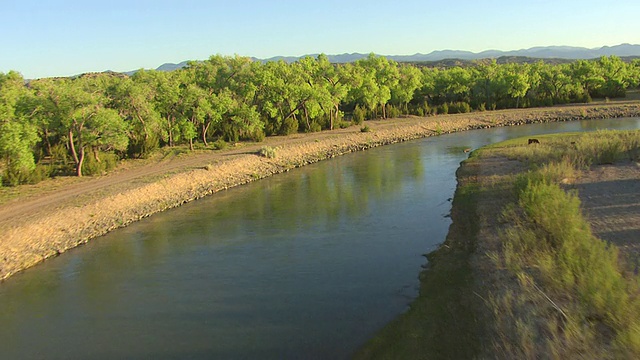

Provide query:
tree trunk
left=44, top=128, right=53, bottom=157
left=167, top=117, right=174, bottom=147
left=329, top=107, right=334, bottom=131
left=93, top=147, right=101, bottom=163
left=76, top=146, right=85, bottom=177
left=69, top=130, right=79, bottom=165
left=202, top=123, right=210, bottom=147
left=189, top=138, right=194, bottom=151
left=303, top=105, right=310, bottom=131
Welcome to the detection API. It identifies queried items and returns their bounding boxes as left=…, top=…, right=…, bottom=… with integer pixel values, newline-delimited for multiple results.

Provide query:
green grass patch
left=483, top=130, right=640, bottom=168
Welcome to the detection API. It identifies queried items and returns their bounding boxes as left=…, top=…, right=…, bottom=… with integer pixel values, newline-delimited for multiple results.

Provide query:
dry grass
left=476, top=131, right=640, bottom=358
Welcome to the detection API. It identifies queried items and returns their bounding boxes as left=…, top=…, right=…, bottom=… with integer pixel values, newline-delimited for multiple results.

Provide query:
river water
left=1, top=118, right=639, bottom=359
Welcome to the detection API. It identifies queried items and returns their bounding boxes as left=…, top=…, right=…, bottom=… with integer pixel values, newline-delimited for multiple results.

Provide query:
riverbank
left=1, top=102, right=640, bottom=281
left=356, top=130, right=640, bottom=357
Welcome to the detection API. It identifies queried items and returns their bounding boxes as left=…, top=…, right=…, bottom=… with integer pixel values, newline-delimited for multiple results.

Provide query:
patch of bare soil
left=1, top=102, right=639, bottom=281
left=572, top=162, right=640, bottom=270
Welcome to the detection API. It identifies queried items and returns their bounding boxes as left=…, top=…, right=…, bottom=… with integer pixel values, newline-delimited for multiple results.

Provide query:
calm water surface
left=1, top=118, right=639, bottom=359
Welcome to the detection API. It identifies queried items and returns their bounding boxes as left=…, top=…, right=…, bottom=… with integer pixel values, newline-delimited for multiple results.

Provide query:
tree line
left=1, top=54, right=639, bottom=184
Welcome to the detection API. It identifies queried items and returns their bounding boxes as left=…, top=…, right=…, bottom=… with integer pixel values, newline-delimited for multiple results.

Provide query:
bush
left=258, top=146, right=277, bottom=158
left=280, top=116, right=299, bottom=135
left=127, top=134, right=160, bottom=159
left=436, top=103, right=449, bottom=115
left=2, top=163, right=52, bottom=186
left=338, top=121, right=351, bottom=129
left=448, top=102, right=471, bottom=114
left=360, top=125, right=372, bottom=133
left=212, top=138, right=228, bottom=150
left=308, top=122, right=322, bottom=133
left=82, top=151, right=119, bottom=176
left=353, top=105, right=367, bottom=125
left=386, top=104, right=401, bottom=118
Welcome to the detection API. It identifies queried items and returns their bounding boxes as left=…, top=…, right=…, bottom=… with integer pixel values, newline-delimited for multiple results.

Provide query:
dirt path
left=1, top=103, right=639, bottom=281
left=572, top=162, right=640, bottom=268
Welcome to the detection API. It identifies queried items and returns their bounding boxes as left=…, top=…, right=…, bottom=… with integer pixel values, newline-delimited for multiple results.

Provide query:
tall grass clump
left=498, top=130, right=640, bottom=169
left=258, top=146, right=277, bottom=159
left=493, top=164, right=640, bottom=357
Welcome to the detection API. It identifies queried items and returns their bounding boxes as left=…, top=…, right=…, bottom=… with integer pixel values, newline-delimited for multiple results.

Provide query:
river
left=1, top=118, right=639, bottom=359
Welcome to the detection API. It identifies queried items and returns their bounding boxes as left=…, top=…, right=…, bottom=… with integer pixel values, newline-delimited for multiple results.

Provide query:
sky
left=2, top=0, right=639, bottom=79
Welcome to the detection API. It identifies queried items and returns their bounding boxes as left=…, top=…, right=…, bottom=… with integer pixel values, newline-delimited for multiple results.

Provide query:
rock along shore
left=2, top=103, right=640, bottom=281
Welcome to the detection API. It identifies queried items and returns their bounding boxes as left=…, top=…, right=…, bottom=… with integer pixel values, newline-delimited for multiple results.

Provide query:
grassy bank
left=357, top=130, right=640, bottom=358
left=484, top=130, right=640, bottom=357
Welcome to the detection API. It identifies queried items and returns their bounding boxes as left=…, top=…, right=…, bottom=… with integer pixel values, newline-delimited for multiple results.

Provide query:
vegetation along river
left=1, top=117, right=639, bottom=359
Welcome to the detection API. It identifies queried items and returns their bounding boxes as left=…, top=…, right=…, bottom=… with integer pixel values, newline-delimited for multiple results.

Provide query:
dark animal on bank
left=528, top=138, right=540, bottom=145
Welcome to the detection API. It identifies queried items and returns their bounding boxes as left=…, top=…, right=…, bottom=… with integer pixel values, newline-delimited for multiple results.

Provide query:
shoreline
left=2, top=102, right=640, bottom=281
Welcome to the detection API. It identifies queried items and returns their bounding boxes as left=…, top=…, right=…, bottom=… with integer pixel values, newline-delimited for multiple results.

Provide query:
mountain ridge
left=124, top=43, right=640, bottom=74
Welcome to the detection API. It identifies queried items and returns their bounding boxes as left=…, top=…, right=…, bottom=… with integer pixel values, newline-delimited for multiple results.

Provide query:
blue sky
left=2, top=0, right=639, bottom=79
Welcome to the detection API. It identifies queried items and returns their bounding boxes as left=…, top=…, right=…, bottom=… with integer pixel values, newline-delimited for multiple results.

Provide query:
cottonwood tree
left=390, top=64, right=422, bottom=113
left=109, top=72, right=163, bottom=157
left=0, top=71, right=39, bottom=184
left=36, top=77, right=129, bottom=176
left=347, top=54, right=400, bottom=119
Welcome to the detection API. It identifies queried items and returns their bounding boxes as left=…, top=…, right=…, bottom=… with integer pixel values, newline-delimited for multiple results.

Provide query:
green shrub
left=82, top=152, right=119, bottom=176
left=437, top=103, right=449, bottom=115
left=280, top=116, right=299, bottom=135
left=338, top=121, right=351, bottom=129
left=258, top=146, right=277, bottom=158
left=448, top=102, right=471, bottom=114
left=212, top=138, right=228, bottom=150
left=308, top=122, right=322, bottom=133
left=360, top=125, right=372, bottom=133
left=353, top=105, right=367, bottom=125
left=246, top=128, right=266, bottom=142
left=386, top=104, right=401, bottom=118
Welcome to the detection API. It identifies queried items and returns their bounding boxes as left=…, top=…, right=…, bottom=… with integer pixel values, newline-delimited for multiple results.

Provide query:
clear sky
left=2, top=0, right=639, bottom=79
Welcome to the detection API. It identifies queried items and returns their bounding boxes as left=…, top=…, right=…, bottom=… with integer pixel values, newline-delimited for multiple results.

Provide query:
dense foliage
left=1, top=54, right=639, bottom=183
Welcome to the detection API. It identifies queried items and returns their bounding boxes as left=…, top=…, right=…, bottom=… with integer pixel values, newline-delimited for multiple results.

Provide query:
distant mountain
left=134, top=43, right=640, bottom=75
left=156, top=61, right=191, bottom=72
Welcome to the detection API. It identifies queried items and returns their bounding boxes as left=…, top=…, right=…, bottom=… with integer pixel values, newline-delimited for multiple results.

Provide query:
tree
left=503, top=64, right=531, bottom=108
left=47, top=77, right=129, bottom=177
left=109, top=72, right=163, bottom=157
left=391, top=65, right=422, bottom=113
left=597, top=56, right=628, bottom=98
left=348, top=54, right=399, bottom=119
left=0, top=71, right=39, bottom=184
left=149, top=70, right=183, bottom=147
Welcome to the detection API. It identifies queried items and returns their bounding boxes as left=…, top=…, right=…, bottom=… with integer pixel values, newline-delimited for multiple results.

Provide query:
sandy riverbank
left=2, top=102, right=640, bottom=281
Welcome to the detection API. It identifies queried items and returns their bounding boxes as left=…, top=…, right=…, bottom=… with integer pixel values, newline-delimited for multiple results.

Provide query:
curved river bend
left=1, top=118, right=639, bottom=359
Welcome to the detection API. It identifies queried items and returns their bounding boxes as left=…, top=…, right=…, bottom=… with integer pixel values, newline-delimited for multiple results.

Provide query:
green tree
left=391, top=65, right=422, bottom=113
left=0, top=71, right=39, bottom=184
left=597, top=56, right=628, bottom=98
left=349, top=54, right=399, bottom=119
left=107, top=73, right=163, bottom=157
left=503, top=64, right=531, bottom=108
left=40, top=77, right=129, bottom=176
